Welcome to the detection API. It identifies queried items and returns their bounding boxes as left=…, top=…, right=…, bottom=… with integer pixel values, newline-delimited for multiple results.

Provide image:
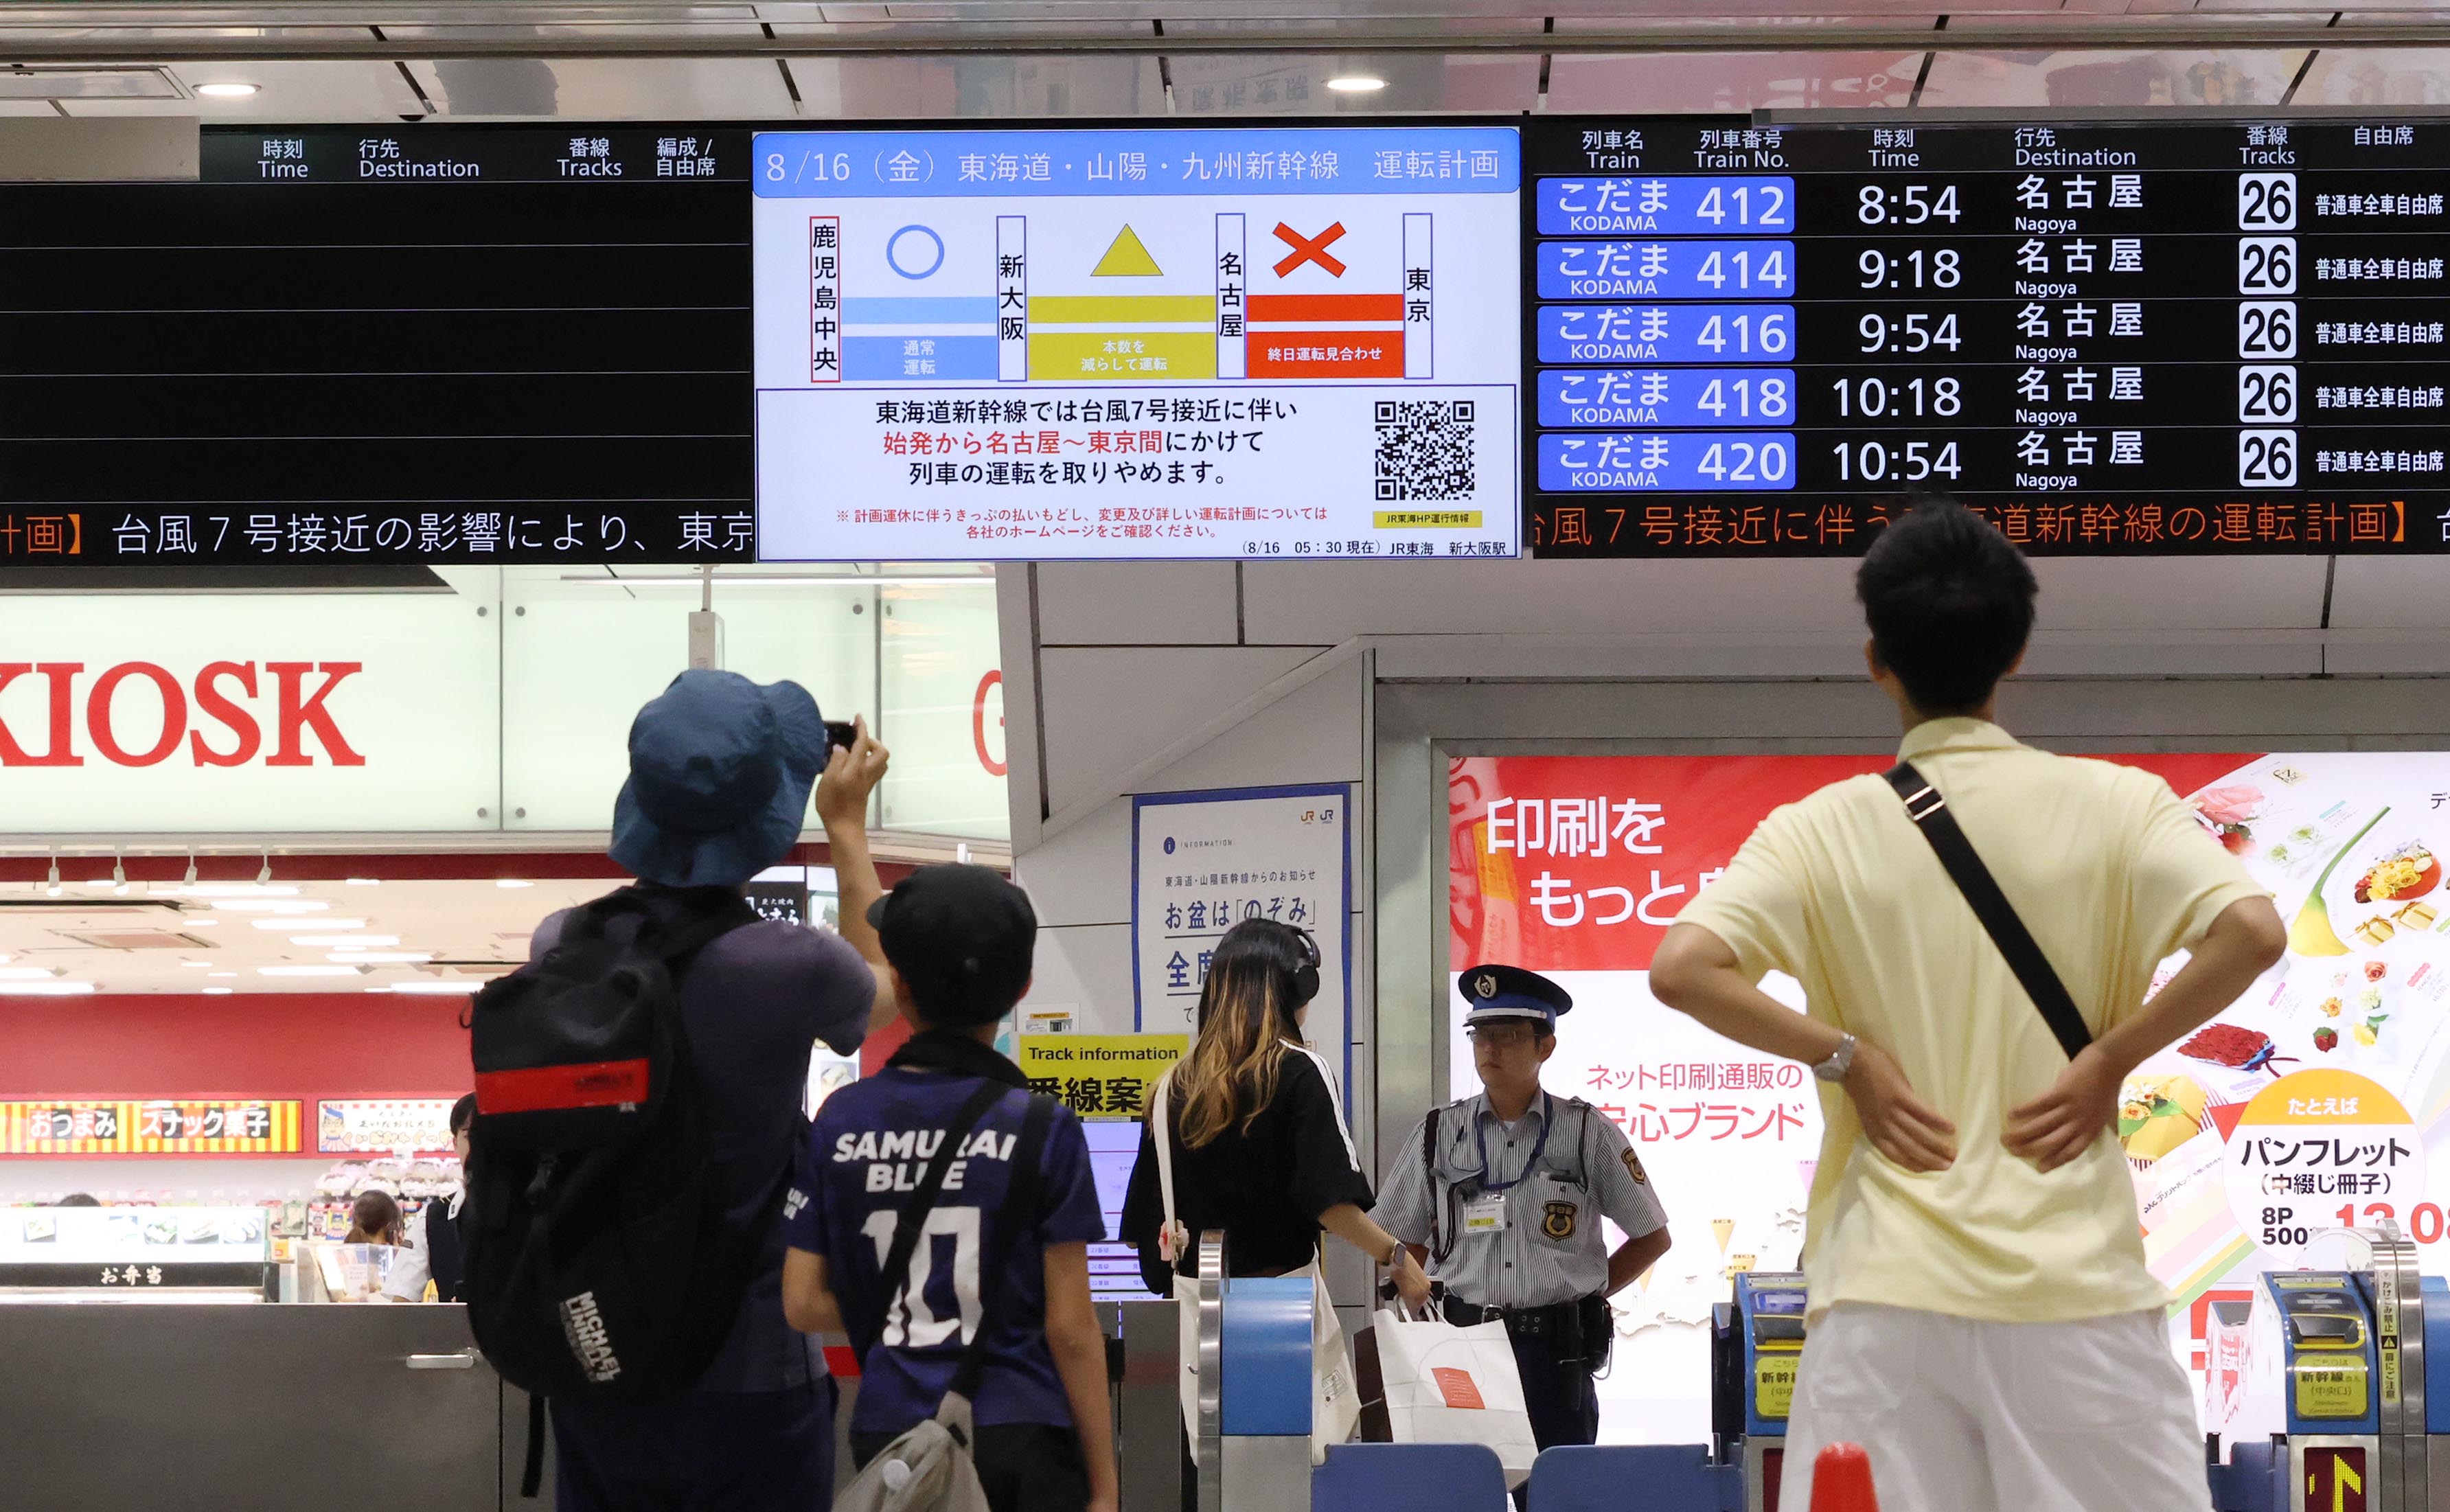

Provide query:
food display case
left=0, top=1204, right=273, bottom=1303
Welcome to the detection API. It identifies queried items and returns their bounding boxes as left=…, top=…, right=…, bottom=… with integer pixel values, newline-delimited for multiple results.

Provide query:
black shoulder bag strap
left=1421, top=1106, right=1452, bottom=1264
left=873, top=1078, right=1013, bottom=1347
left=944, top=1092, right=1059, bottom=1410
left=1885, top=761, right=2094, bottom=1062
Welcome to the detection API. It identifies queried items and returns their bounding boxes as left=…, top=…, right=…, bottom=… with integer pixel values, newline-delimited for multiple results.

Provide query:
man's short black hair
left=1857, top=499, right=2037, bottom=716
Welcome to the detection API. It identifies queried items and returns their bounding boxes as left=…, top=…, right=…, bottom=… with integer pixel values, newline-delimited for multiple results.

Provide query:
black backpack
left=461, top=886, right=769, bottom=1484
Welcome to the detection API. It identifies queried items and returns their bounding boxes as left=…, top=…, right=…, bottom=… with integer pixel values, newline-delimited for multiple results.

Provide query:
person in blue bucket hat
left=536, top=669, right=906, bottom=1512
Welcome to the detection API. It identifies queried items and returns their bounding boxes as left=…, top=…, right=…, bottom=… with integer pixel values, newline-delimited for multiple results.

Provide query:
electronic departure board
left=0, top=126, right=748, bottom=568
left=1526, top=116, right=2450, bottom=558
left=751, top=126, right=1520, bottom=561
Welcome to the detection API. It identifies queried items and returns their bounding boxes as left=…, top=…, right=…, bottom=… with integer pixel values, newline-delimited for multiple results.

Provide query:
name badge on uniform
left=1462, top=1192, right=1509, bottom=1235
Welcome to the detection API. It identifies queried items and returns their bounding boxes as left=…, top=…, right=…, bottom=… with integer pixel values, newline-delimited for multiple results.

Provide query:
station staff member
left=1373, top=965, right=1674, bottom=1450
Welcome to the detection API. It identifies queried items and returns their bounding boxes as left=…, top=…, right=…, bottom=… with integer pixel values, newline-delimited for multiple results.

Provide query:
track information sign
left=752, top=126, right=1521, bottom=561
left=1526, top=116, right=2450, bottom=558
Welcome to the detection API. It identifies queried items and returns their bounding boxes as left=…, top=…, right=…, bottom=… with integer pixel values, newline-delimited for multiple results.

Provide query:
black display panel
left=0, top=125, right=749, bottom=567
left=1526, top=117, right=2450, bottom=556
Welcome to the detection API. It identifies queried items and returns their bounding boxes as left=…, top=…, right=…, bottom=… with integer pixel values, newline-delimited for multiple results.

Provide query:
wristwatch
left=1812, top=1032, right=1859, bottom=1084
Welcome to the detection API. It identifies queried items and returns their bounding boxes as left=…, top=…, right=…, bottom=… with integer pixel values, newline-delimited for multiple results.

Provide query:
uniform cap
left=1459, top=963, right=1572, bottom=1029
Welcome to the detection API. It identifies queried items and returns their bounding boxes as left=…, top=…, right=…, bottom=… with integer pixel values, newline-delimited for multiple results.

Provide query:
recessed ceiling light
left=179, top=960, right=213, bottom=969
left=390, top=981, right=484, bottom=994
left=0, top=952, right=10, bottom=965
left=253, top=917, right=363, bottom=931
left=495, top=879, right=534, bottom=889
left=185, top=919, right=220, bottom=929
left=0, top=981, right=94, bottom=996
left=168, top=883, right=299, bottom=899
left=201, top=986, right=235, bottom=995
left=207, top=970, right=237, bottom=979
left=216, top=899, right=328, bottom=914
left=1327, top=75, right=1386, bottom=92
left=195, top=82, right=260, bottom=98
left=344, top=878, right=381, bottom=886
left=328, top=952, right=432, bottom=964
left=259, top=965, right=367, bottom=978
left=0, top=966, right=64, bottom=981
left=290, top=935, right=396, bottom=948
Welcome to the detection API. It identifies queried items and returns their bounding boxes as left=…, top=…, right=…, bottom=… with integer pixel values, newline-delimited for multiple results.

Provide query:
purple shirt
left=534, top=886, right=874, bottom=1393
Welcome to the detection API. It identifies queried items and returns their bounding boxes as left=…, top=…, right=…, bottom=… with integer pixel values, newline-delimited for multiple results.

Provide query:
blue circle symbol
left=886, top=224, right=945, bottom=280
left=1164, top=837, right=1177, bottom=855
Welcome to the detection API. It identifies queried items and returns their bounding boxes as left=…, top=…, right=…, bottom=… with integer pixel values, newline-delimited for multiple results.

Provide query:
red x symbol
left=1272, top=220, right=1347, bottom=278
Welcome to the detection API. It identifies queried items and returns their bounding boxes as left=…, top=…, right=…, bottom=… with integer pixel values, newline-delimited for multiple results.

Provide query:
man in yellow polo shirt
left=1651, top=500, right=2285, bottom=1512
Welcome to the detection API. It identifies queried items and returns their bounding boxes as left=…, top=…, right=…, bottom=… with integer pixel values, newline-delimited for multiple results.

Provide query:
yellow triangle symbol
left=1092, top=224, right=1163, bottom=277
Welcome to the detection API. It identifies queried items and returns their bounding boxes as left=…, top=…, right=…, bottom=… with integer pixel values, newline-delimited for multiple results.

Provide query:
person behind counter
left=383, top=1094, right=475, bottom=1303
left=343, top=1190, right=403, bottom=1247
left=1121, top=919, right=1430, bottom=1303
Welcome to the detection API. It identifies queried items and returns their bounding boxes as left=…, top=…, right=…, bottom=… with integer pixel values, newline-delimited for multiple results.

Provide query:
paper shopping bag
left=1367, top=1306, right=1537, bottom=1487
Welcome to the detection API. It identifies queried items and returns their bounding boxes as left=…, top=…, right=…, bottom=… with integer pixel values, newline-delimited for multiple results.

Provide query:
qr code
left=1373, top=400, right=1477, bottom=502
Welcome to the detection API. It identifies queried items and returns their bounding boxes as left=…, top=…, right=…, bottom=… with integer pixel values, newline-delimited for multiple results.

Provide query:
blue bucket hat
left=609, top=669, right=829, bottom=889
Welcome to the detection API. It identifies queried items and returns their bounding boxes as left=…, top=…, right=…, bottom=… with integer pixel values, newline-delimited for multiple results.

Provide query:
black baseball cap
left=867, top=864, right=1038, bottom=1027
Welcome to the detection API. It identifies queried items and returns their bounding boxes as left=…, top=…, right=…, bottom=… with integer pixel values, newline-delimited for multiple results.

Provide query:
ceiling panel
left=1916, top=46, right=2309, bottom=106
left=1164, top=51, right=1537, bottom=115
left=2295, top=47, right=2450, bottom=101
left=56, top=59, right=424, bottom=119
left=1546, top=49, right=1923, bottom=112
left=784, top=51, right=1160, bottom=116
left=2328, top=557, right=2450, bottom=630
left=404, top=54, right=796, bottom=117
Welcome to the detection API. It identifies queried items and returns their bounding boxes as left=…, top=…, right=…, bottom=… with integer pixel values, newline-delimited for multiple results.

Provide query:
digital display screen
left=1084, top=1119, right=1158, bottom=1302
left=751, top=126, right=1522, bottom=562
left=0, top=126, right=751, bottom=569
left=1524, top=116, right=2450, bottom=557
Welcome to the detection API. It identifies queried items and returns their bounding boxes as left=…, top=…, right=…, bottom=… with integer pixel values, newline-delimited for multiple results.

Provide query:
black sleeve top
left=1120, top=1048, right=1374, bottom=1292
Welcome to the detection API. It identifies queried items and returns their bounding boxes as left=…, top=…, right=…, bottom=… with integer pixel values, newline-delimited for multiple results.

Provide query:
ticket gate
left=2208, top=1226, right=2450, bottom=1512
left=1710, top=1270, right=1807, bottom=1512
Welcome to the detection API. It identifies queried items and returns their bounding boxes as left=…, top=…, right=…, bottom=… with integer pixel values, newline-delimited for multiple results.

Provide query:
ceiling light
left=328, top=952, right=431, bottom=964
left=0, top=966, right=65, bottom=981
left=168, top=882, right=298, bottom=899
left=390, top=981, right=484, bottom=995
left=258, top=965, right=367, bottom=978
left=1327, top=75, right=1387, bottom=92
left=183, top=854, right=198, bottom=888
left=201, top=986, right=234, bottom=996
left=184, top=919, right=219, bottom=929
left=216, top=898, right=328, bottom=914
left=560, top=573, right=993, bottom=588
left=207, top=971, right=236, bottom=978
left=1, top=981, right=95, bottom=996
left=344, top=878, right=381, bottom=887
left=255, top=917, right=362, bottom=932
left=45, top=857, right=60, bottom=898
left=495, top=879, right=534, bottom=889
left=111, top=857, right=126, bottom=895
left=257, top=854, right=272, bottom=886
left=195, top=82, right=259, bottom=98
left=180, top=960, right=212, bottom=968
left=0, top=952, right=9, bottom=965
left=290, top=935, right=396, bottom=948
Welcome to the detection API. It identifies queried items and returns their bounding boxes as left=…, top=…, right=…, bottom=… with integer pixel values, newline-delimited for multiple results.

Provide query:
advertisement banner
left=0, top=1099, right=304, bottom=1155
left=1133, top=783, right=1353, bottom=1106
left=314, top=1099, right=459, bottom=1155
left=1446, top=749, right=2450, bottom=1443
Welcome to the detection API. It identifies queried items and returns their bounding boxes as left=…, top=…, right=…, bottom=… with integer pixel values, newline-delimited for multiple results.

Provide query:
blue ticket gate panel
left=1711, top=1272, right=1805, bottom=1512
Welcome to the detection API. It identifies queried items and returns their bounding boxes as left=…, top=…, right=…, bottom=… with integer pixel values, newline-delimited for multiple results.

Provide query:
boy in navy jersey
left=782, top=864, right=1119, bottom=1512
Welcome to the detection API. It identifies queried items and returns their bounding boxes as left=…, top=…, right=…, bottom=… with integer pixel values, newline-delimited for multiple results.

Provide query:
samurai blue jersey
left=783, top=1066, right=1104, bottom=1439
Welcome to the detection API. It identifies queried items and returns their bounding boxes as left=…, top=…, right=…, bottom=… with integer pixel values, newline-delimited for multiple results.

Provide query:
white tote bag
left=1369, top=1305, right=1539, bottom=1488
left=1153, top=1064, right=1362, bottom=1466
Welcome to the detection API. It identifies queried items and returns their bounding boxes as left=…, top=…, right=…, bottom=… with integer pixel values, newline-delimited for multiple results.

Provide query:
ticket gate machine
left=1710, top=1271, right=1807, bottom=1512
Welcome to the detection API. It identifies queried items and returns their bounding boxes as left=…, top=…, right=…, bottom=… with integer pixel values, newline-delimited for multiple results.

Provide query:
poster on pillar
left=1132, top=783, right=1353, bottom=1112
left=751, top=126, right=1522, bottom=562
left=1447, top=749, right=2450, bottom=1444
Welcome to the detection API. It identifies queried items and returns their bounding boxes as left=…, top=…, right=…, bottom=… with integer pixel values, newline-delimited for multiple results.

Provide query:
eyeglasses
left=1467, top=1023, right=1539, bottom=1049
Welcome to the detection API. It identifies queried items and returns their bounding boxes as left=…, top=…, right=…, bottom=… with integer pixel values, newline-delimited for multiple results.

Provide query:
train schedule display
left=751, top=126, right=1522, bottom=562
left=1526, top=117, right=2450, bottom=558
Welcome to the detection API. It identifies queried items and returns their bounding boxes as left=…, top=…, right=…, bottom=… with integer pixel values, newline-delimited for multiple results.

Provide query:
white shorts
left=1779, top=1303, right=2209, bottom=1512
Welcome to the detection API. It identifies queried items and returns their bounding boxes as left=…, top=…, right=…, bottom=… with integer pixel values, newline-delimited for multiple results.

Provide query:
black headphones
left=1283, top=924, right=1322, bottom=1008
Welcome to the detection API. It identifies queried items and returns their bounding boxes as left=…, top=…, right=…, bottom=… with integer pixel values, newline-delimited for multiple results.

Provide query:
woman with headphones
left=1120, top=917, right=1431, bottom=1303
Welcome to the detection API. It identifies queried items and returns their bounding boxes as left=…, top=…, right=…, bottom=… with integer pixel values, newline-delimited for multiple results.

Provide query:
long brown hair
left=1170, top=919, right=1315, bottom=1149
left=345, top=1190, right=403, bottom=1246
